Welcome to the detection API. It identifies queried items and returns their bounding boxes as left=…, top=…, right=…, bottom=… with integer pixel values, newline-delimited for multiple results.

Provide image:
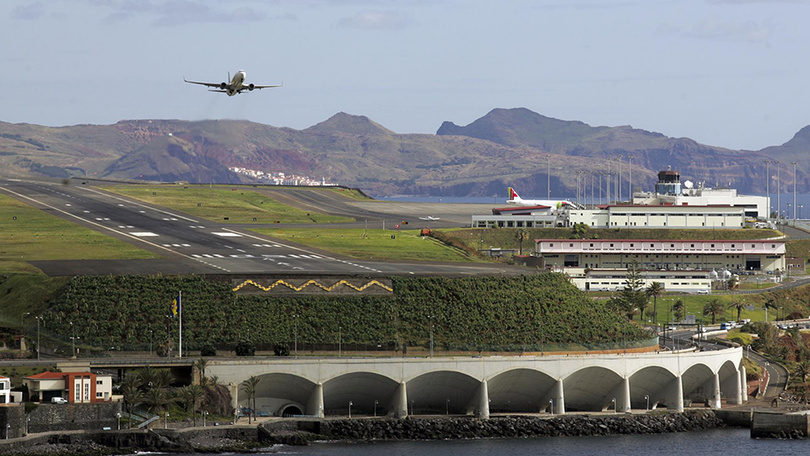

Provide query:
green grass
left=249, top=228, right=480, bottom=263
left=787, top=239, right=810, bottom=264
left=652, top=294, right=767, bottom=325
left=103, top=185, right=355, bottom=224
left=0, top=365, right=55, bottom=388
left=0, top=192, right=157, bottom=274
left=0, top=275, right=69, bottom=327
left=443, top=227, right=783, bottom=252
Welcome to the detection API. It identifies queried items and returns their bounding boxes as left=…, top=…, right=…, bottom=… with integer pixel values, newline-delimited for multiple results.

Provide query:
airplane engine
left=248, top=83, right=255, bottom=91
left=220, top=82, right=227, bottom=89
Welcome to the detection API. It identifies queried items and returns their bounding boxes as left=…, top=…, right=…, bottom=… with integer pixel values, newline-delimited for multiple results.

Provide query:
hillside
left=1, top=109, right=808, bottom=196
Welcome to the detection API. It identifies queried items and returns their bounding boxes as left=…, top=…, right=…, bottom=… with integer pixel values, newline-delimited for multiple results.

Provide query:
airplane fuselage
left=224, top=70, right=247, bottom=96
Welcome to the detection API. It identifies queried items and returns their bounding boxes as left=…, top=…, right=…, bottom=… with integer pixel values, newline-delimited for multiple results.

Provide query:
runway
left=0, top=179, right=522, bottom=277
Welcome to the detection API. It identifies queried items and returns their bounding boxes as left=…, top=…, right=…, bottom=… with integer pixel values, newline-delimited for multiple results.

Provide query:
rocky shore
left=0, top=411, right=729, bottom=455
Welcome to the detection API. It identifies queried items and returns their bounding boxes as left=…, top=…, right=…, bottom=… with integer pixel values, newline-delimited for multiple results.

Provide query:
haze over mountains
left=0, top=108, right=807, bottom=197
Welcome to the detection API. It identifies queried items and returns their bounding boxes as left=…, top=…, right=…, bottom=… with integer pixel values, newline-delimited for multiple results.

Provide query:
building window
left=84, top=383, right=90, bottom=402
left=752, top=244, right=756, bottom=248
left=96, top=392, right=103, bottom=398
left=711, top=244, right=715, bottom=248
left=96, top=380, right=102, bottom=385
left=569, top=243, right=573, bottom=247
left=690, top=244, right=694, bottom=248
left=549, top=244, right=554, bottom=247
left=610, top=244, right=614, bottom=247
left=670, top=244, right=674, bottom=248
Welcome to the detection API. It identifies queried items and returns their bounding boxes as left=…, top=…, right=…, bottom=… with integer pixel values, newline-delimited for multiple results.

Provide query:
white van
left=51, top=397, right=67, bottom=404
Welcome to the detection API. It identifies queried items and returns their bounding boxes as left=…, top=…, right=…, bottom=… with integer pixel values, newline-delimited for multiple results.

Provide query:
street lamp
left=116, top=412, right=121, bottom=430
left=348, top=401, right=353, bottom=419
left=374, top=400, right=379, bottom=417
left=410, top=400, right=415, bottom=416
left=203, top=410, right=208, bottom=427
left=549, top=399, right=554, bottom=415
left=611, top=398, right=616, bottom=414
left=292, top=314, right=299, bottom=357
left=446, top=398, right=450, bottom=416
left=5, top=423, right=9, bottom=440
left=164, top=412, right=170, bottom=429
left=20, top=312, right=30, bottom=331
left=792, top=162, right=797, bottom=224
left=35, top=316, right=43, bottom=361
left=69, top=321, right=79, bottom=359
left=338, top=326, right=342, bottom=358
left=644, top=395, right=649, bottom=412
left=427, top=315, right=434, bottom=358
left=149, top=329, right=153, bottom=357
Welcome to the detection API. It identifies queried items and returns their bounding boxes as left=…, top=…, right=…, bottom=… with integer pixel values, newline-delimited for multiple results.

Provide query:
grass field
left=0, top=275, right=69, bottom=327
left=0, top=192, right=157, bottom=274
left=104, top=185, right=354, bottom=224
left=249, top=228, right=480, bottom=263
left=651, top=293, right=769, bottom=325
left=443, top=227, right=783, bottom=252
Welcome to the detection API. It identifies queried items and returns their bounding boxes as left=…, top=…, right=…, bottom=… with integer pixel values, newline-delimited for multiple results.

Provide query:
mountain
left=0, top=109, right=807, bottom=197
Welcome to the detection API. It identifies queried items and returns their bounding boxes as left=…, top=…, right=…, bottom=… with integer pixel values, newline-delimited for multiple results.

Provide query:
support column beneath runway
left=617, top=377, right=631, bottom=413
left=675, top=375, right=684, bottom=413
left=393, top=381, right=408, bottom=418
left=306, top=383, right=324, bottom=418
left=728, top=367, right=742, bottom=405
left=712, top=373, right=722, bottom=410
left=475, top=379, right=490, bottom=420
left=552, top=379, right=565, bottom=415
left=740, top=366, right=748, bottom=403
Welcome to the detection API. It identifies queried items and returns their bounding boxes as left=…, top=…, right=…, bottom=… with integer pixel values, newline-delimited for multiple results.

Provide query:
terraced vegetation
left=102, top=185, right=354, bottom=224
left=441, top=227, right=783, bottom=253
left=251, top=228, right=480, bottom=263
left=0, top=192, right=158, bottom=274
left=39, top=274, right=649, bottom=354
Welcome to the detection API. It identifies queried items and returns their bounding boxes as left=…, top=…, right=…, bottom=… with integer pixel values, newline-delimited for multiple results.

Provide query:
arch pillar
left=740, top=366, right=748, bottom=403
left=475, top=379, right=490, bottom=420
left=393, top=381, right=408, bottom=418
left=552, top=379, right=565, bottom=415
left=712, top=373, right=722, bottom=409
left=727, top=367, right=742, bottom=405
left=306, top=383, right=324, bottom=418
left=617, top=377, right=631, bottom=413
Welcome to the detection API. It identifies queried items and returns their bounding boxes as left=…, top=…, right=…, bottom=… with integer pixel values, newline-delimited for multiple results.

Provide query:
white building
left=472, top=205, right=564, bottom=228
left=568, top=204, right=745, bottom=229
left=561, top=268, right=712, bottom=293
left=535, top=239, right=786, bottom=273
left=633, top=169, right=770, bottom=220
left=0, top=375, right=10, bottom=404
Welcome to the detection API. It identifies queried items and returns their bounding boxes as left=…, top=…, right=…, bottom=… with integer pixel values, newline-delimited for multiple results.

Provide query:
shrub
left=199, top=344, right=217, bottom=357
left=273, top=344, right=290, bottom=357
left=235, top=340, right=255, bottom=357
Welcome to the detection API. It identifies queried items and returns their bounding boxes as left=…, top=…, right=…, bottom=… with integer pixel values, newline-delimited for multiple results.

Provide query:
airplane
left=507, top=187, right=572, bottom=209
left=183, top=70, right=282, bottom=96
left=419, top=216, right=441, bottom=221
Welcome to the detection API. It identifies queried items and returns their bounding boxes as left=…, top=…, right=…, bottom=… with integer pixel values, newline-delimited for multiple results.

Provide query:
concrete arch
left=718, top=359, right=742, bottom=405
left=563, top=366, right=623, bottom=412
left=247, top=373, right=317, bottom=417
left=488, top=368, right=557, bottom=413
left=681, top=363, right=715, bottom=407
left=628, top=366, right=678, bottom=410
left=323, top=372, right=400, bottom=416
left=407, top=370, right=481, bottom=415
left=279, top=404, right=304, bottom=417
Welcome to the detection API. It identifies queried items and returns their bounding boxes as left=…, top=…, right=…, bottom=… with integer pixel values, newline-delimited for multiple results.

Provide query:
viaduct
left=205, top=347, right=745, bottom=419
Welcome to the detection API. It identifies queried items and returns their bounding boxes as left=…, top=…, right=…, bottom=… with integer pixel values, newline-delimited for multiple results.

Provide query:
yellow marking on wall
left=232, top=279, right=393, bottom=293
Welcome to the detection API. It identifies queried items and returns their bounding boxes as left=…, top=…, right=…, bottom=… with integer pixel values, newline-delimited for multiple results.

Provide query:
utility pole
left=617, top=155, right=623, bottom=202
left=35, top=316, right=42, bottom=361
left=792, top=162, right=797, bottom=224
left=765, top=160, right=770, bottom=219
left=776, top=161, right=781, bottom=222
left=628, top=155, right=633, bottom=202
left=599, top=172, right=603, bottom=205
left=547, top=154, right=551, bottom=200
left=607, top=161, right=611, bottom=203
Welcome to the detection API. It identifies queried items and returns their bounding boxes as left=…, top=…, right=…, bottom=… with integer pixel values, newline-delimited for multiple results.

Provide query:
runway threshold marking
left=78, top=186, right=199, bottom=223
left=0, top=186, right=228, bottom=273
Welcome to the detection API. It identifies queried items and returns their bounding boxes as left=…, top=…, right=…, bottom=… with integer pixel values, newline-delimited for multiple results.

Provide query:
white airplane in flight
left=183, top=70, right=282, bottom=96
left=507, top=187, right=572, bottom=209
left=419, top=216, right=441, bottom=221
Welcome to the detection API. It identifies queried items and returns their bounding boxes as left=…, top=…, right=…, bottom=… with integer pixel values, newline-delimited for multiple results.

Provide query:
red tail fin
left=508, top=187, right=520, bottom=200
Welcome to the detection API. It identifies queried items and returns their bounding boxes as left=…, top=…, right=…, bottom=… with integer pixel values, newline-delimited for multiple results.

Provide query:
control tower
left=655, top=167, right=681, bottom=195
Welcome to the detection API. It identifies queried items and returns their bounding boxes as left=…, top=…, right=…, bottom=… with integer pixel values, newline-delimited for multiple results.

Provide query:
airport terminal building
left=534, top=239, right=786, bottom=273
left=567, top=204, right=745, bottom=229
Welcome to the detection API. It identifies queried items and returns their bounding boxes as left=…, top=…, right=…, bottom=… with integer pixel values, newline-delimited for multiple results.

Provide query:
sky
left=2, top=0, right=810, bottom=150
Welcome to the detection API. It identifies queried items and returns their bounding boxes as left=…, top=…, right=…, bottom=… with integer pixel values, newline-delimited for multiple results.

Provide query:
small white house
left=0, top=375, right=10, bottom=404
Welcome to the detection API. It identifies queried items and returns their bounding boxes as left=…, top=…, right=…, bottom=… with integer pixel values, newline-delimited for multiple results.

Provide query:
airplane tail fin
left=228, top=71, right=231, bottom=84
left=508, top=187, right=520, bottom=201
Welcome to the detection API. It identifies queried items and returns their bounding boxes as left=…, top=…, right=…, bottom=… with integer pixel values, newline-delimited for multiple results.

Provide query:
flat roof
left=535, top=239, right=783, bottom=243
left=594, top=204, right=736, bottom=208
left=493, top=205, right=551, bottom=211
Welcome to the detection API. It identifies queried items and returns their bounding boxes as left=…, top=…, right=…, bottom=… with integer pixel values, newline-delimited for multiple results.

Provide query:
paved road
left=747, top=348, right=788, bottom=399
left=0, top=178, right=523, bottom=276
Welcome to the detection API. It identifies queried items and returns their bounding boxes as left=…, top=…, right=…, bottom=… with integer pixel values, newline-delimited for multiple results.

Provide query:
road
left=0, top=178, right=523, bottom=276
left=746, top=348, right=788, bottom=399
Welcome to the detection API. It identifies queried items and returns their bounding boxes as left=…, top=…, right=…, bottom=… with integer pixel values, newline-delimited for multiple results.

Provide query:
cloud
left=10, top=2, right=47, bottom=20
left=658, top=19, right=774, bottom=43
left=336, top=10, right=414, bottom=30
left=532, top=1, right=635, bottom=10
left=707, top=0, right=810, bottom=3
left=88, top=0, right=293, bottom=26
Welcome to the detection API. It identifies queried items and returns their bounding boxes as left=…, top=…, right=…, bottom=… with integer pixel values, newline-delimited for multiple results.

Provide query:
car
left=51, top=397, right=67, bottom=404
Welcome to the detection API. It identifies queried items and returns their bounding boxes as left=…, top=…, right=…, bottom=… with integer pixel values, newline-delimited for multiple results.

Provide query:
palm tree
left=194, top=357, right=209, bottom=385
left=135, top=366, right=158, bottom=389
left=120, top=376, right=144, bottom=429
left=646, top=282, right=664, bottom=323
left=703, top=299, right=725, bottom=325
left=179, top=385, right=206, bottom=426
left=208, top=375, right=220, bottom=387
left=728, top=299, right=748, bottom=323
left=515, top=229, right=530, bottom=256
left=797, top=361, right=810, bottom=384
left=672, top=299, right=685, bottom=323
left=241, top=375, right=261, bottom=424
left=143, top=387, right=170, bottom=415
left=763, top=296, right=778, bottom=322
left=154, top=369, right=175, bottom=390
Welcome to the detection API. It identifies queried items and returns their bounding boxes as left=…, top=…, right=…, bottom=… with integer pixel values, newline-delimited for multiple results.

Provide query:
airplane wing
left=184, top=77, right=225, bottom=88
left=248, top=81, right=283, bottom=90
left=208, top=90, right=228, bottom=93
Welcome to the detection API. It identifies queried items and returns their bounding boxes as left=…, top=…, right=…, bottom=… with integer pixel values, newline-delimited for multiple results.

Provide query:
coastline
left=0, top=410, right=733, bottom=455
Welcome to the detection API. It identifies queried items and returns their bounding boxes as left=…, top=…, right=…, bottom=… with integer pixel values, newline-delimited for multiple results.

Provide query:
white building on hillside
left=568, top=204, right=745, bottom=229
left=0, top=375, right=10, bottom=404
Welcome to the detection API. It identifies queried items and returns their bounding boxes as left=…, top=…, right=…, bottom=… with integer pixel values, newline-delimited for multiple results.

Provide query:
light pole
left=374, top=400, right=379, bottom=417
left=792, top=162, right=797, bottom=224
left=69, top=321, right=79, bottom=359
left=549, top=399, right=554, bottom=415
left=116, top=412, right=121, bottom=430
left=547, top=154, right=551, bottom=200
left=348, top=401, right=353, bottom=419
left=149, top=329, right=153, bottom=357
left=35, top=316, right=42, bottom=361
left=765, top=160, right=770, bottom=219
left=338, top=326, right=342, bottom=358
left=612, top=398, right=616, bottom=414
left=446, top=398, right=450, bottom=416
left=644, top=395, right=649, bottom=412
left=410, top=400, right=415, bottom=416
left=628, top=154, right=633, bottom=202
left=5, top=424, right=9, bottom=440
left=20, top=312, right=30, bottom=332
left=428, top=315, right=434, bottom=358
left=776, top=161, right=781, bottom=223
left=203, top=410, right=208, bottom=427
left=164, top=412, right=169, bottom=429
left=293, top=313, right=299, bottom=357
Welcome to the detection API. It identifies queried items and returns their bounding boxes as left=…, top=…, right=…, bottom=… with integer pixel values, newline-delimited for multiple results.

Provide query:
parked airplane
left=507, top=187, right=572, bottom=209
left=183, top=70, right=282, bottom=96
left=419, top=216, right=441, bottom=221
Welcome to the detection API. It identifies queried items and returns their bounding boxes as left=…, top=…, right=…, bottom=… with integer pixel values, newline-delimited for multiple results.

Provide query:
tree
left=135, top=366, right=158, bottom=389
left=515, top=229, right=530, bottom=255
left=728, top=299, right=748, bottom=323
left=703, top=299, right=725, bottom=325
left=143, top=387, right=170, bottom=415
left=235, top=340, right=255, bottom=357
left=763, top=296, right=778, bottom=322
left=200, top=344, right=217, bottom=357
left=120, top=376, right=144, bottom=429
left=178, top=385, right=206, bottom=426
left=672, top=299, right=685, bottom=323
left=571, top=223, right=589, bottom=239
left=241, top=376, right=261, bottom=424
left=646, top=282, right=664, bottom=323
left=618, top=260, right=648, bottom=320
left=194, top=357, right=208, bottom=384
left=798, top=361, right=810, bottom=384
left=154, top=369, right=175, bottom=390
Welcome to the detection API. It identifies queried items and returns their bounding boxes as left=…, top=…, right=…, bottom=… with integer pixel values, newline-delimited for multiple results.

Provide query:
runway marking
left=131, top=232, right=159, bottom=237
left=236, top=249, right=246, bottom=253
left=189, top=225, right=206, bottom=229
left=78, top=187, right=199, bottom=222
left=252, top=243, right=280, bottom=248
left=0, top=186, right=225, bottom=273
left=65, top=204, right=71, bottom=207
left=213, top=232, right=242, bottom=237
left=95, top=217, right=111, bottom=221
left=162, top=217, right=178, bottom=221
left=83, top=211, right=90, bottom=213
left=118, top=225, right=135, bottom=229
